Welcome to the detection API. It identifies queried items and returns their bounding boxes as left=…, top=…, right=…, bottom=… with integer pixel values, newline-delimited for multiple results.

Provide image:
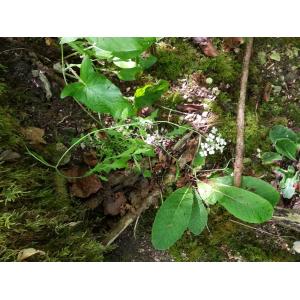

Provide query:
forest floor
left=0, top=37, right=300, bottom=261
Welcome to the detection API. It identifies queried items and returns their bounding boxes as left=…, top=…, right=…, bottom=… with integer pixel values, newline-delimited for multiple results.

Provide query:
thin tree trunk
left=234, top=38, right=254, bottom=187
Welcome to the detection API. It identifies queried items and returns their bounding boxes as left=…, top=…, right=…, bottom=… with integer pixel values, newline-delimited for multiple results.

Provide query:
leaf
left=61, top=57, right=134, bottom=120
left=117, top=67, right=142, bottom=81
left=212, top=183, right=274, bottom=223
left=113, top=58, right=137, bottom=69
left=17, top=248, right=45, bottom=261
left=269, top=125, right=297, bottom=144
left=139, top=55, right=157, bottom=69
left=188, top=191, right=208, bottom=235
left=64, top=166, right=102, bottom=198
left=60, top=37, right=79, bottom=44
left=21, top=127, right=46, bottom=145
left=211, top=176, right=280, bottom=207
left=270, top=51, right=281, bottom=62
left=86, top=37, right=156, bottom=60
left=151, top=187, right=194, bottom=250
left=134, top=80, right=169, bottom=109
left=275, top=138, right=297, bottom=160
left=192, top=153, right=205, bottom=169
left=197, top=181, right=222, bottom=205
left=261, top=152, right=282, bottom=164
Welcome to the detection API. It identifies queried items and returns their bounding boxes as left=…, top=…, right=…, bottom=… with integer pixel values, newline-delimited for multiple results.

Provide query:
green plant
left=151, top=175, right=279, bottom=250
left=275, top=166, right=299, bottom=199
left=261, top=125, right=300, bottom=163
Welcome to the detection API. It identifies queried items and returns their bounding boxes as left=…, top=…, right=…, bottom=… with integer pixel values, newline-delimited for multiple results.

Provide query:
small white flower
left=211, top=127, right=218, bottom=134
left=208, top=150, right=215, bottom=155
left=208, top=133, right=215, bottom=139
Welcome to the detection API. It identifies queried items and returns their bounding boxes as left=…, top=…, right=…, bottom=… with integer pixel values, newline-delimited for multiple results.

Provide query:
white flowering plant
left=199, top=127, right=227, bottom=158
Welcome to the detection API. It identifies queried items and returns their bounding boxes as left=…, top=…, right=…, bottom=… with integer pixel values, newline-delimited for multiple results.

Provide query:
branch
left=233, top=38, right=254, bottom=187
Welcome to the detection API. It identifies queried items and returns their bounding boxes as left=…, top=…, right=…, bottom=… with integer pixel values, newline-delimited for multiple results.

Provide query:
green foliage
left=152, top=175, right=277, bottom=250
left=276, top=166, right=299, bottom=199
left=263, top=125, right=299, bottom=161
left=151, top=187, right=194, bottom=250
left=134, top=80, right=169, bottom=109
left=261, top=152, right=282, bottom=164
left=188, top=191, right=208, bottom=235
left=61, top=57, right=134, bottom=120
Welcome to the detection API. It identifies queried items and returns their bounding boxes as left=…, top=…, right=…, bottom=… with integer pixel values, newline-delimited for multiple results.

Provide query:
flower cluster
left=199, top=127, right=227, bottom=157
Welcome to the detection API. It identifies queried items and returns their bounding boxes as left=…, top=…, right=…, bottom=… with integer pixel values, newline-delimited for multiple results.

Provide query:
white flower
left=208, top=133, right=215, bottom=139
left=211, top=127, right=218, bottom=134
left=208, top=150, right=215, bottom=155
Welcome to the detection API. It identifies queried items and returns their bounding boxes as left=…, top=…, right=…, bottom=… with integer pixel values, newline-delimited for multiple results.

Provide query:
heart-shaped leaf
left=275, top=138, right=297, bottom=160
left=61, top=57, right=134, bottom=120
left=261, top=152, right=282, bottom=164
left=269, top=125, right=297, bottom=144
left=151, top=187, right=194, bottom=250
left=86, top=37, right=156, bottom=60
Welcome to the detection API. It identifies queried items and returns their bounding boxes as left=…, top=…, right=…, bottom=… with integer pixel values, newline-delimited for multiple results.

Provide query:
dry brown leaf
left=83, top=150, right=98, bottom=167
left=193, top=38, right=218, bottom=57
left=176, top=104, right=203, bottom=113
left=103, top=191, right=127, bottom=216
left=263, top=82, right=272, bottom=102
left=223, top=37, right=244, bottom=52
left=21, top=127, right=46, bottom=145
left=64, top=166, right=102, bottom=198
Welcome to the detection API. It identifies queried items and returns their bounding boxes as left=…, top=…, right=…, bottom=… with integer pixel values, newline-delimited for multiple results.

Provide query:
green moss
left=154, top=39, right=203, bottom=81
left=169, top=207, right=297, bottom=262
left=0, top=106, right=22, bottom=149
left=200, top=54, right=241, bottom=84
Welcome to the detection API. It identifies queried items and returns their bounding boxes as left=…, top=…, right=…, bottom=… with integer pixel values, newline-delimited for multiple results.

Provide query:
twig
left=233, top=38, right=254, bottom=187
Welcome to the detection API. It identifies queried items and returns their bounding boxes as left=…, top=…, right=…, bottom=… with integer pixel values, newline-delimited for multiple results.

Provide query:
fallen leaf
left=17, top=248, right=45, bottom=261
left=263, top=82, right=272, bottom=102
left=176, top=104, right=203, bottom=113
left=270, top=51, right=281, bottom=62
left=21, top=127, right=46, bottom=145
left=64, top=166, right=102, bottom=198
left=193, top=37, right=218, bottom=57
left=223, top=37, right=244, bottom=52
left=83, top=150, right=98, bottom=167
left=103, top=191, right=127, bottom=216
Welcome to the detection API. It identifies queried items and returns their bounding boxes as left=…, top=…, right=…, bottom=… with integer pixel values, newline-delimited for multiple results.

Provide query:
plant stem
left=233, top=38, right=254, bottom=187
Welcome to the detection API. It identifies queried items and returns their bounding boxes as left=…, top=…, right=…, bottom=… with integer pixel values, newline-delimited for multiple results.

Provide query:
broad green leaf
left=261, top=152, right=282, bottom=164
left=61, top=57, right=134, bottom=120
left=151, top=187, right=194, bottom=250
left=139, top=55, right=157, bottom=69
left=117, top=67, right=142, bottom=81
left=269, top=125, right=297, bottom=144
left=86, top=37, right=156, bottom=60
left=188, top=191, right=208, bottom=235
left=197, top=181, right=222, bottom=205
left=212, top=184, right=274, bottom=223
left=211, top=176, right=280, bottom=207
left=60, top=37, right=79, bottom=44
left=275, top=138, right=297, bottom=160
left=113, top=58, right=137, bottom=69
left=134, top=80, right=169, bottom=109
